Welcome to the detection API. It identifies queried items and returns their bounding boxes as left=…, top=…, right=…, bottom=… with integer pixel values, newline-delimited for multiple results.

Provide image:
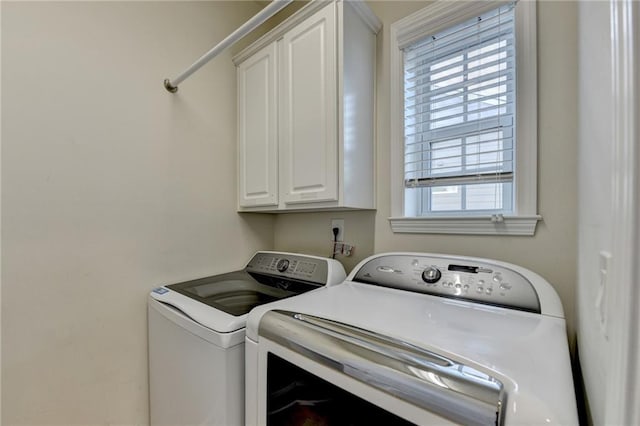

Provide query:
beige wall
left=275, top=1, right=579, bottom=338
left=1, top=0, right=580, bottom=424
left=273, top=211, right=376, bottom=273
left=1, top=2, right=273, bottom=424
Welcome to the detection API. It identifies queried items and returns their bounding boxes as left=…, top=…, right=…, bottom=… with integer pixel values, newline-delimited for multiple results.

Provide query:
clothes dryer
left=245, top=252, right=578, bottom=425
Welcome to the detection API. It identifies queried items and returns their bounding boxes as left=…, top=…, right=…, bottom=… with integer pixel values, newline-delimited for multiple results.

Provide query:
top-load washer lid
left=149, top=251, right=347, bottom=334
left=166, top=270, right=321, bottom=317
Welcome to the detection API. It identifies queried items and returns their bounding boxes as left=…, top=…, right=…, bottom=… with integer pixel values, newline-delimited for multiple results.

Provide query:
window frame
left=389, top=0, right=541, bottom=236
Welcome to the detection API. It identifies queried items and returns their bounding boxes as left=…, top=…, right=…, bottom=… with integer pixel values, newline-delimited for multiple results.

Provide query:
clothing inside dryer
left=266, top=353, right=415, bottom=426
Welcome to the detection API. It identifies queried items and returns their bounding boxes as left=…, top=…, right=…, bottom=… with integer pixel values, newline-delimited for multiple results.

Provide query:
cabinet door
left=280, top=3, right=338, bottom=205
left=238, top=43, right=278, bottom=207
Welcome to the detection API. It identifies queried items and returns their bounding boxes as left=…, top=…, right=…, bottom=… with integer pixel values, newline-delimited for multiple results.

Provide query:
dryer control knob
left=276, top=259, right=290, bottom=272
left=421, top=267, right=442, bottom=284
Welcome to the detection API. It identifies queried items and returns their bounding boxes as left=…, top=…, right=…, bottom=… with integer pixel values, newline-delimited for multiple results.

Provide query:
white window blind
left=403, top=3, right=516, bottom=215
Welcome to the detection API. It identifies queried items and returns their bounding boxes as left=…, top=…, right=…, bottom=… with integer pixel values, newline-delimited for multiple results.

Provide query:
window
left=390, top=0, right=540, bottom=235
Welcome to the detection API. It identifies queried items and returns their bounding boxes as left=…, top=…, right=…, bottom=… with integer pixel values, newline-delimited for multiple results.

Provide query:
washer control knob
left=421, top=267, right=442, bottom=284
left=276, top=259, right=290, bottom=272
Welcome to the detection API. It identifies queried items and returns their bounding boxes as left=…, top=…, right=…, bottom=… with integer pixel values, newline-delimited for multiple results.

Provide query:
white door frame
left=606, top=0, right=639, bottom=424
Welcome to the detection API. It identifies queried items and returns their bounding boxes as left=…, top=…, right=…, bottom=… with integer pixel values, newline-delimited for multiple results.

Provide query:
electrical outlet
left=330, top=219, right=344, bottom=242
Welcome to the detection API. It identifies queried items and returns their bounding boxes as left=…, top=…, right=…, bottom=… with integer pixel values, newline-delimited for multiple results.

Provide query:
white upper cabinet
left=280, top=4, right=337, bottom=205
left=237, top=43, right=278, bottom=207
left=235, top=0, right=381, bottom=212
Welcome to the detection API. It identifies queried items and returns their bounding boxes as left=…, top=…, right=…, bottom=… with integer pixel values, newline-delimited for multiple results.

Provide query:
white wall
left=1, top=2, right=273, bottom=424
left=577, top=1, right=640, bottom=425
left=576, top=2, right=612, bottom=423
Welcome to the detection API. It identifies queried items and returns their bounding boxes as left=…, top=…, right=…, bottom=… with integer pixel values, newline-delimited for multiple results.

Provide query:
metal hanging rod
left=164, top=0, right=293, bottom=93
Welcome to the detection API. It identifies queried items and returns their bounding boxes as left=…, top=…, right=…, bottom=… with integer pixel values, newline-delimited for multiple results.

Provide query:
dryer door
left=255, top=310, right=506, bottom=426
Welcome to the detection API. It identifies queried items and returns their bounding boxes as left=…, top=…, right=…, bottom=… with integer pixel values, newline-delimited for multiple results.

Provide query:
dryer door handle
left=259, top=310, right=506, bottom=426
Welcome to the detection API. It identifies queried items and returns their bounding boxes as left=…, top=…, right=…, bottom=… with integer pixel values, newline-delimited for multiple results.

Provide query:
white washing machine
left=245, top=252, right=579, bottom=425
left=147, top=251, right=346, bottom=426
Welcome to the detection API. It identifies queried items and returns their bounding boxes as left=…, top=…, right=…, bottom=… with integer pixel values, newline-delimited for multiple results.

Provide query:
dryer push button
left=421, top=267, right=442, bottom=284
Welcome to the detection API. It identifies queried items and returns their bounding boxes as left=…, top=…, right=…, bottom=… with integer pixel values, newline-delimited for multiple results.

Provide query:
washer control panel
left=246, top=252, right=329, bottom=285
left=353, top=254, right=540, bottom=313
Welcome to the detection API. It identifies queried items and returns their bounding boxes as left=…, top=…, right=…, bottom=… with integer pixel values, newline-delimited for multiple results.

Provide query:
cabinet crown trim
left=233, top=0, right=381, bottom=66
left=346, top=1, right=383, bottom=34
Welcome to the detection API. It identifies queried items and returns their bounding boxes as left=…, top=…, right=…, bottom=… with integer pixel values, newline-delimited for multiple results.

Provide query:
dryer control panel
left=353, top=254, right=541, bottom=313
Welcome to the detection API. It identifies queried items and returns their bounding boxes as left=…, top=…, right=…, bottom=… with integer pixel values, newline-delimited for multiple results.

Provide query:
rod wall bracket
left=164, top=79, right=178, bottom=93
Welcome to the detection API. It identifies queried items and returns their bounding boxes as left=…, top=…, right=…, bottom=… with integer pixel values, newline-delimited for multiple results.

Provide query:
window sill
left=389, top=215, right=542, bottom=236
